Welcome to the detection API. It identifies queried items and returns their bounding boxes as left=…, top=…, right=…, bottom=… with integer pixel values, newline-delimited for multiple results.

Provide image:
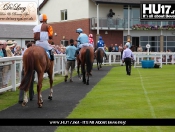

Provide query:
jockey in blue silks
left=75, top=28, right=92, bottom=56
left=96, top=36, right=108, bottom=60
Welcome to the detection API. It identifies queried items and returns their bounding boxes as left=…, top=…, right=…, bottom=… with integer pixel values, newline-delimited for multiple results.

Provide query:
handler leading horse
left=19, top=46, right=54, bottom=108
left=77, top=46, right=94, bottom=85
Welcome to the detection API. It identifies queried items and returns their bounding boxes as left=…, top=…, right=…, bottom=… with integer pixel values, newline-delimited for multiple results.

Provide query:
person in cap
left=122, top=43, right=134, bottom=75
left=75, top=28, right=89, bottom=56
left=33, top=14, right=54, bottom=61
left=7, top=40, right=16, bottom=54
left=126, top=39, right=131, bottom=49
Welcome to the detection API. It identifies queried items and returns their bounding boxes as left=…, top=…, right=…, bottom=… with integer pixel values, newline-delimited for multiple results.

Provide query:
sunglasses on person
left=0, top=44, right=3, bottom=45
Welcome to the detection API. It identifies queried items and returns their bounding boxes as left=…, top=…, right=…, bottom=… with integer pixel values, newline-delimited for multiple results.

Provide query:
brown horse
left=19, top=46, right=54, bottom=108
left=96, top=48, right=104, bottom=70
left=77, top=46, right=94, bottom=85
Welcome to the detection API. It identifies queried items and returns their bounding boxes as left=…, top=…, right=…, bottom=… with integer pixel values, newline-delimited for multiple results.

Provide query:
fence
left=0, top=52, right=175, bottom=93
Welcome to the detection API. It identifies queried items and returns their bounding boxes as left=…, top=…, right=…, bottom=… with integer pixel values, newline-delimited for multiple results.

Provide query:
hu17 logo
left=140, top=2, right=175, bottom=20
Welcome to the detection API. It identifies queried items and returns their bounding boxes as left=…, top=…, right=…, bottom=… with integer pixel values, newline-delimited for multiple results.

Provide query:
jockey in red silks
left=88, top=34, right=94, bottom=49
left=33, top=14, right=54, bottom=61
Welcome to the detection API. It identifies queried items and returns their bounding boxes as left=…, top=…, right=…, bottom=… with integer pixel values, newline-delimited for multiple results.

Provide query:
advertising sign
left=0, top=0, right=38, bottom=25
left=140, top=1, right=175, bottom=20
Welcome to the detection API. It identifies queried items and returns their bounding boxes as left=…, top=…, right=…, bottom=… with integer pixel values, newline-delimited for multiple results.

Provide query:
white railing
left=0, top=52, right=175, bottom=93
left=0, top=54, right=66, bottom=93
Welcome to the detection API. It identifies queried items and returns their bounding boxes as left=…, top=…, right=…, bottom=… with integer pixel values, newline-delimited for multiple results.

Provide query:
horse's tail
left=97, top=49, right=103, bottom=63
left=86, top=48, right=92, bottom=74
left=97, top=49, right=101, bottom=62
left=19, top=50, right=34, bottom=91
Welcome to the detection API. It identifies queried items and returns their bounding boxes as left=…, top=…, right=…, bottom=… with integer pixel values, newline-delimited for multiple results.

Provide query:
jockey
left=33, top=14, right=54, bottom=61
left=96, top=36, right=108, bottom=60
left=75, top=28, right=89, bottom=56
left=89, top=34, right=94, bottom=48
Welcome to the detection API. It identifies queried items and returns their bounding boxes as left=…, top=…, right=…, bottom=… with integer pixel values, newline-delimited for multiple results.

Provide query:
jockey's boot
left=75, top=48, right=80, bottom=57
left=105, top=53, right=108, bottom=60
left=49, top=50, right=54, bottom=61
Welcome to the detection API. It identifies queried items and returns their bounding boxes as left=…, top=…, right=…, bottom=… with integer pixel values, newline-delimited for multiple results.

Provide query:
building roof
left=0, top=25, right=34, bottom=38
left=39, top=0, right=48, bottom=10
left=91, top=0, right=175, bottom=4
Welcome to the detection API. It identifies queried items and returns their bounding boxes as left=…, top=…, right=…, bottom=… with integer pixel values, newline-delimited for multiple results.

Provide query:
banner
left=140, top=1, right=175, bottom=20
left=1, top=119, right=175, bottom=126
left=0, top=0, right=38, bottom=25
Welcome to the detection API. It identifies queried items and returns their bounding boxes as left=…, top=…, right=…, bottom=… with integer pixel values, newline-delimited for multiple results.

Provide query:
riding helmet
left=89, top=34, right=93, bottom=38
left=39, top=14, right=47, bottom=22
left=76, top=28, right=83, bottom=33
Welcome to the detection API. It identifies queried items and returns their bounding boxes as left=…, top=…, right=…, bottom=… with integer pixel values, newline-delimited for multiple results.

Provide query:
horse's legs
left=77, top=60, right=81, bottom=80
left=81, top=63, right=86, bottom=84
left=100, top=62, right=102, bottom=68
left=86, top=73, right=89, bottom=85
left=22, top=91, right=28, bottom=106
left=37, top=72, right=44, bottom=108
left=97, top=61, right=99, bottom=70
left=47, top=68, right=53, bottom=100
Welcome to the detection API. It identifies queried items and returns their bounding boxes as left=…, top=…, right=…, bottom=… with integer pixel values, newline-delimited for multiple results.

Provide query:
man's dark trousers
left=124, top=57, right=131, bottom=75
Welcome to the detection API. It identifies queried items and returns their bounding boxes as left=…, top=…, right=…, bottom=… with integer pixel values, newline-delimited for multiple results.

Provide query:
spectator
left=0, top=40, right=7, bottom=88
left=14, top=45, right=22, bottom=56
left=114, top=44, right=119, bottom=52
left=119, top=44, right=123, bottom=52
left=104, top=44, right=108, bottom=52
left=137, top=45, right=143, bottom=52
left=126, top=39, right=131, bottom=49
left=64, top=39, right=77, bottom=82
left=111, top=46, right=117, bottom=62
left=2, top=40, right=14, bottom=88
left=14, top=45, right=22, bottom=78
left=108, top=44, right=114, bottom=52
left=107, top=9, right=115, bottom=27
left=7, top=40, right=16, bottom=54
left=119, top=44, right=125, bottom=66
left=21, top=47, right=25, bottom=55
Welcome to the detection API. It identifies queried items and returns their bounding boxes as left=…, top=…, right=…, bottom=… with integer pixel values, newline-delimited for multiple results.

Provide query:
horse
left=77, top=46, right=94, bottom=85
left=19, top=46, right=54, bottom=108
left=95, top=48, right=104, bottom=70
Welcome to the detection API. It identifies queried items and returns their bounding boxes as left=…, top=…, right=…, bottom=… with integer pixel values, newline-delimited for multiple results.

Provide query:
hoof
left=38, top=104, right=43, bottom=108
left=64, top=75, right=68, bottom=82
left=86, top=82, right=89, bottom=85
left=22, top=102, right=27, bottom=106
left=48, top=96, right=52, bottom=100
